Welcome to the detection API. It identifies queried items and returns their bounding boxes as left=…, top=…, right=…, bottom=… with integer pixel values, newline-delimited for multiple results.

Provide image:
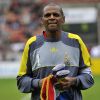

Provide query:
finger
left=65, top=77, right=71, bottom=81
left=62, top=85, right=70, bottom=90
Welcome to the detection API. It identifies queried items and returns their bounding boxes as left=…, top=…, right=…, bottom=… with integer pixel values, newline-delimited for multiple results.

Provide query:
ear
left=40, top=17, right=44, bottom=25
left=62, top=16, right=65, bottom=24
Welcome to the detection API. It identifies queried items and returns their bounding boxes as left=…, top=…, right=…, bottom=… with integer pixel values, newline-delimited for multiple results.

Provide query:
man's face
left=42, top=6, right=65, bottom=32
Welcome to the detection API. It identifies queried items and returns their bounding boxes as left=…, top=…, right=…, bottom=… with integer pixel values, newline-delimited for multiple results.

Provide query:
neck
left=46, top=30, right=61, bottom=40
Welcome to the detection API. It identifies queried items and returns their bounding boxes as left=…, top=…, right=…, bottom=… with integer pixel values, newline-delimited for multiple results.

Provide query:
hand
left=38, top=77, right=47, bottom=87
left=50, top=75, right=58, bottom=84
left=39, top=75, right=58, bottom=87
left=56, top=77, right=77, bottom=90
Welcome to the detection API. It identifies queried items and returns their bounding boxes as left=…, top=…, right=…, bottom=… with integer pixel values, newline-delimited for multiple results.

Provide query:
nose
left=50, top=14, right=55, bottom=19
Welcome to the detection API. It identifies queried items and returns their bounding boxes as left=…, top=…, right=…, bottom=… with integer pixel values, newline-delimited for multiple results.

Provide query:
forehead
left=43, top=6, right=61, bottom=14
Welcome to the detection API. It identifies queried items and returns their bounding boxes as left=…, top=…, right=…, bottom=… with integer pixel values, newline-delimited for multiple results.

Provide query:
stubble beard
left=47, top=25, right=61, bottom=38
left=48, top=29, right=58, bottom=38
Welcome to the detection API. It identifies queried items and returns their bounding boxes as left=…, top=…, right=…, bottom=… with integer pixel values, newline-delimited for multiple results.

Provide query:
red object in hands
left=40, top=75, right=56, bottom=100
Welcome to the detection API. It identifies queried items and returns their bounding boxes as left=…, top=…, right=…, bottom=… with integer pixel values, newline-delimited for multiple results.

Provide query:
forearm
left=76, top=68, right=94, bottom=90
left=17, top=75, right=40, bottom=93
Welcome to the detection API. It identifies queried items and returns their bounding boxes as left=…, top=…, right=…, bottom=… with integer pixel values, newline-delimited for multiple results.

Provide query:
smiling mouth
left=48, top=23, right=57, bottom=27
left=48, top=21, right=57, bottom=24
left=48, top=23, right=57, bottom=25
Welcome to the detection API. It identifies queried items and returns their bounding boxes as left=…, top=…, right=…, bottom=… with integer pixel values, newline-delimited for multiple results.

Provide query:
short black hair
left=42, top=3, right=64, bottom=17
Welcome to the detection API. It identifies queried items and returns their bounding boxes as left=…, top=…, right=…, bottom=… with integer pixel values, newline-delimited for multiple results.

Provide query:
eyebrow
left=43, top=12, right=61, bottom=17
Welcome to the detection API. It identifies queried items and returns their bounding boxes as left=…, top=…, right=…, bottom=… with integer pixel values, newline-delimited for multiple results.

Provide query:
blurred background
left=0, top=0, right=100, bottom=100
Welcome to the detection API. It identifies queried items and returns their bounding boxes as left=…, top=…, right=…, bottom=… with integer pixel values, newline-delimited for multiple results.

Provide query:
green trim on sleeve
left=18, top=36, right=36, bottom=76
left=68, top=33, right=91, bottom=67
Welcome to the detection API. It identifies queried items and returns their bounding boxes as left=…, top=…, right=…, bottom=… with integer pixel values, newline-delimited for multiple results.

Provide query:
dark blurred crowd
left=0, top=0, right=47, bottom=60
left=0, top=0, right=99, bottom=60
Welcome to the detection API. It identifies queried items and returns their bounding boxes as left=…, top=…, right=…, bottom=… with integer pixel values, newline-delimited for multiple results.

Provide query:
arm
left=76, top=67, right=94, bottom=90
left=75, top=35, right=94, bottom=90
left=16, top=36, right=40, bottom=93
left=59, top=34, right=94, bottom=90
left=57, top=67, right=94, bottom=90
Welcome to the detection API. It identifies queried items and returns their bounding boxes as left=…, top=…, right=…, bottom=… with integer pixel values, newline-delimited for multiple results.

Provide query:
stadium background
left=0, top=0, right=100, bottom=100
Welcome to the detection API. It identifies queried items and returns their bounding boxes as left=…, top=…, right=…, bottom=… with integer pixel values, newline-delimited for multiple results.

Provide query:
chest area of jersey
left=31, top=41, right=80, bottom=69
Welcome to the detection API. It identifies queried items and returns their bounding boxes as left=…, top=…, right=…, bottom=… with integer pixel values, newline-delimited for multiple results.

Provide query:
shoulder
left=26, top=36, right=36, bottom=45
left=67, top=32, right=84, bottom=45
left=67, top=33, right=88, bottom=53
left=62, top=31, right=82, bottom=40
left=26, top=35, right=43, bottom=46
left=67, top=32, right=82, bottom=41
left=25, top=35, right=44, bottom=52
left=62, top=32, right=81, bottom=47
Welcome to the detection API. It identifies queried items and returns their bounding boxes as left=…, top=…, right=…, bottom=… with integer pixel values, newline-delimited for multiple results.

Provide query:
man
left=17, top=3, right=94, bottom=100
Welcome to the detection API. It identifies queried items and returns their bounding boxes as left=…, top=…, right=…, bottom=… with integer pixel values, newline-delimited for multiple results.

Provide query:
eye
left=53, top=13, right=60, bottom=17
left=44, top=13, right=51, bottom=18
left=43, top=13, right=61, bottom=18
